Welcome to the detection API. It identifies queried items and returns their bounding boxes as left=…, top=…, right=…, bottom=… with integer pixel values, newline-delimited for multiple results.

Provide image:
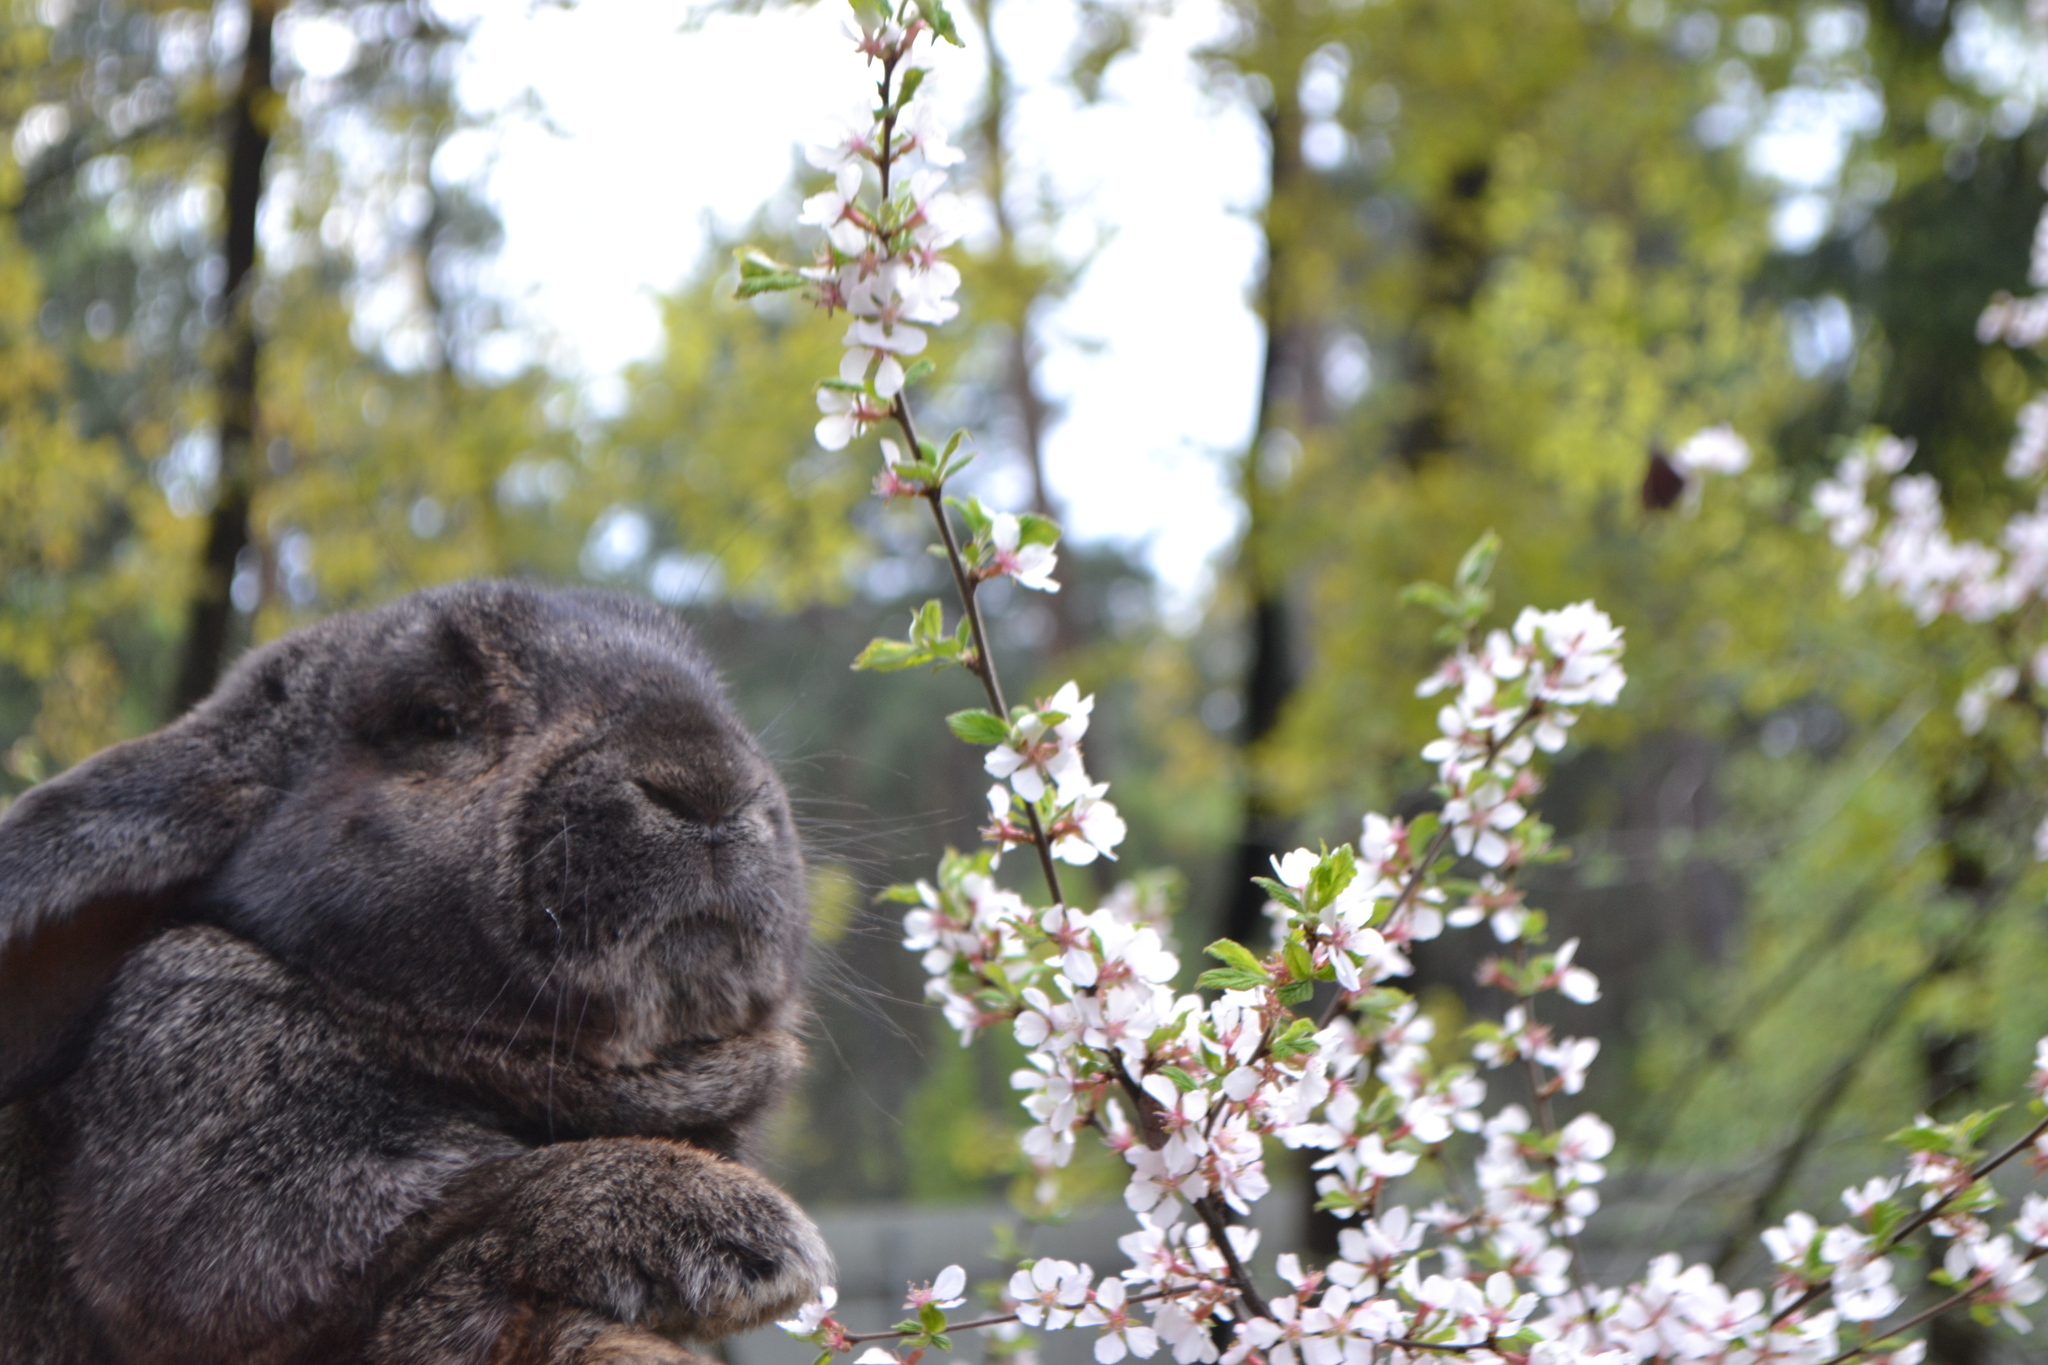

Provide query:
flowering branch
left=746, top=9, right=2048, bottom=1365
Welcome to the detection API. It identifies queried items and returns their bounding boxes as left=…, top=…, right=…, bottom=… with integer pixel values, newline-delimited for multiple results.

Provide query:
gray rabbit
left=0, top=582, right=832, bottom=1364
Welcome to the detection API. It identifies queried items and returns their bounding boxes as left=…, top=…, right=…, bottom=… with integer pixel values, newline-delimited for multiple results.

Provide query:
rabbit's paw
left=662, top=1156, right=831, bottom=1334
left=502, top=1312, right=716, bottom=1365
left=495, top=1138, right=830, bottom=1338
left=572, top=1326, right=715, bottom=1365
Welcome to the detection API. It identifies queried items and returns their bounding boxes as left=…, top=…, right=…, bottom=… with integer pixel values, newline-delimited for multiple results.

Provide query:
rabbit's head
left=0, top=581, right=807, bottom=1102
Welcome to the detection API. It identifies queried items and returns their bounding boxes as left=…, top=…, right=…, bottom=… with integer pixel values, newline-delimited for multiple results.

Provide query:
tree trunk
left=169, top=0, right=275, bottom=717
left=969, top=0, right=1075, bottom=657
left=1222, top=92, right=1326, bottom=951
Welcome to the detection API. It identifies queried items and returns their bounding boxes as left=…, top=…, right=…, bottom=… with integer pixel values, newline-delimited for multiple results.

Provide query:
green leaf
left=1455, top=530, right=1501, bottom=592
left=1283, top=937, right=1315, bottom=983
left=1250, top=876, right=1301, bottom=912
left=1269, top=1016, right=1320, bottom=1060
left=896, top=66, right=929, bottom=105
left=1156, top=1066, right=1199, bottom=1091
left=733, top=248, right=806, bottom=298
left=877, top=881, right=927, bottom=904
left=1205, top=939, right=1269, bottom=976
left=1307, top=844, right=1358, bottom=908
left=1197, top=967, right=1269, bottom=993
left=852, top=637, right=926, bottom=672
left=914, top=0, right=965, bottom=45
left=945, top=495, right=994, bottom=539
left=946, top=709, right=1012, bottom=746
left=920, top=1303, right=947, bottom=1334
left=935, top=441, right=976, bottom=481
left=903, top=356, right=937, bottom=388
left=1399, top=580, right=1460, bottom=617
left=1277, top=980, right=1315, bottom=1006
left=1015, top=512, right=1063, bottom=548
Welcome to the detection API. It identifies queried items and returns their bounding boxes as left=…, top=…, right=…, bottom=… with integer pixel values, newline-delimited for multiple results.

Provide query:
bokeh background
left=5, top=1, right=2048, bottom=1358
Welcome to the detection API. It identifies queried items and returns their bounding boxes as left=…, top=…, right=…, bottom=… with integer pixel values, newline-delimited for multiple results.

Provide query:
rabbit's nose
left=699, top=820, right=734, bottom=847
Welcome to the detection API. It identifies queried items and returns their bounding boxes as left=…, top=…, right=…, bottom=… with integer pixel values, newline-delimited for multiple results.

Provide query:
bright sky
left=439, top=0, right=1268, bottom=607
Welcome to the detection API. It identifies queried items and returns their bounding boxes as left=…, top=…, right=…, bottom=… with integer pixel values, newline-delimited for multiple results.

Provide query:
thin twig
left=1812, top=1285, right=1981, bottom=1365
left=1315, top=708, right=1539, bottom=1030
left=838, top=1281, right=1490, bottom=1357
left=1768, top=1108, right=2048, bottom=1328
left=1192, top=1192, right=1273, bottom=1321
left=1812, top=1246, right=2047, bottom=1365
left=872, top=56, right=1066, bottom=911
left=839, top=1287, right=1171, bottom=1344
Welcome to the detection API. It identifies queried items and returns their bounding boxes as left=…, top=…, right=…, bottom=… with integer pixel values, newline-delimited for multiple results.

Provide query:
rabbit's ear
left=0, top=693, right=287, bottom=1103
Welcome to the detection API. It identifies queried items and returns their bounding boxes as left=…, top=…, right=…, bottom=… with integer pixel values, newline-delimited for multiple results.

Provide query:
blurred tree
left=0, top=0, right=581, bottom=791
left=1191, top=0, right=2048, bottom=1308
left=168, top=0, right=271, bottom=714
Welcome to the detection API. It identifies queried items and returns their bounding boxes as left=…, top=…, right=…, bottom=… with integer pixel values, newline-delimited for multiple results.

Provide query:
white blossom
left=1673, top=424, right=1753, bottom=478
left=1077, top=1277, right=1160, bottom=1363
left=1010, top=1259, right=1093, bottom=1329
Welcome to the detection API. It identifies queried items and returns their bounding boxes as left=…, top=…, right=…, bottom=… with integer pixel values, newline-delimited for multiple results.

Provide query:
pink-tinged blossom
left=896, top=97, right=965, bottom=168
left=1843, top=1176, right=1900, bottom=1217
left=1945, top=1234, right=2045, bottom=1332
left=1150, top=1302, right=1221, bottom=1365
left=1077, top=1278, right=1160, bottom=1363
left=2017, top=1193, right=2048, bottom=1248
left=1124, top=1138, right=1207, bottom=1214
left=815, top=385, right=888, bottom=451
left=905, top=1264, right=966, bottom=1311
left=1516, top=602, right=1627, bottom=707
left=1141, top=1072, right=1211, bottom=1155
left=798, top=161, right=871, bottom=255
left=1015, top=986, right=1086, bottom=1053
left=779, top=1285, right=840, bottom=1336
left=985, top=683, right=1095, bottom=802
left=988, top=513, right=1060, bottom=592
left=1441, top=781, right=1527, bottom=867
left=1829, top=1247, right=1902, bottom=1323
left=1052, top=783, right=1127, bottom=865
left=1549, top=938, right=1602, bottom=1003
left=1117, top=1218, right=1188, bottom=1288
left=1228, top=1293, right=1306, bottom=1365
left=1207, top=1117, right=1273, bottom=1213
left=982, top=783, right=1034, bottom=862
left=1537, top=1035, right=1600, bottom=1095
left=1009, top=1258, right=1093, bottom=1329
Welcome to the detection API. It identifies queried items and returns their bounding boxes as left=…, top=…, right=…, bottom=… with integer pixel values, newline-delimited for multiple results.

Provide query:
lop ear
left=0, top=677, right=291, bottom=1103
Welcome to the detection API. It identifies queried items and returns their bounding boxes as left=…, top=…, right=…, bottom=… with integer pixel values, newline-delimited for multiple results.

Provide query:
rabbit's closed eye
left=634, top=777, right=767, bottom=830
left=406, top=702, right=464, bottom=741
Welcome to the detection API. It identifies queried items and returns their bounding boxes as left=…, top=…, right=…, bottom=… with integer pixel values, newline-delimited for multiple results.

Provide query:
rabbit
left=0, top=581, right=832, bottom=1365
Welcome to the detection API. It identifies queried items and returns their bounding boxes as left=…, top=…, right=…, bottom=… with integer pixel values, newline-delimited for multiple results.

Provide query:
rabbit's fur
left=0, top=582, right=830, bottom=1365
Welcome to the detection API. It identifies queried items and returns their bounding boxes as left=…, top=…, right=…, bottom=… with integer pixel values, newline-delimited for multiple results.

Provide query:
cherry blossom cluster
left=799, top=22, right=964, bottom=454
left=1804, top=170, right=2048, bottom=860
left=790, top=769, right=2048, bottom=1365
left=970, top=679, right=1127, bottom=870
left=755, top=10, right=2048, bottom=1364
